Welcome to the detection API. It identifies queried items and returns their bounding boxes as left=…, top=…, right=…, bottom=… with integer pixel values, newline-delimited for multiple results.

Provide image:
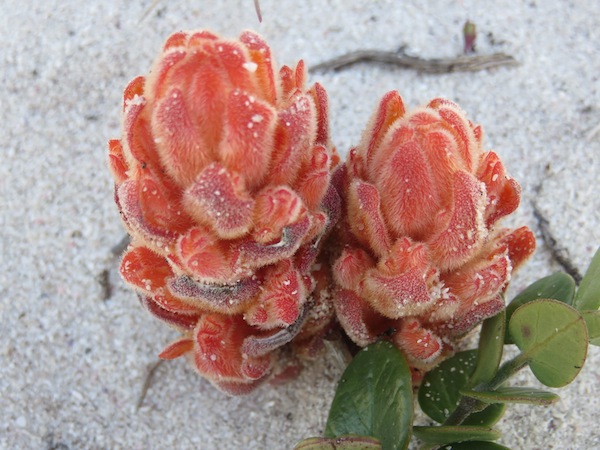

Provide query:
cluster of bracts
left=108, top=30, right=535, bottom=394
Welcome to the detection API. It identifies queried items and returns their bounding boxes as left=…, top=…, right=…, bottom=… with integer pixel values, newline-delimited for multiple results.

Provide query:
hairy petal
left=448, top=294, right=505, bottom=336
left=333, top=247, right=376, bottom=292
left=362, top=238, right=441, bottom=318
left=239, top=215, right=311, bottom=269
left=139, top=295, right=201, bottom=331
left=360, top=90, right=406, bottom=166
left=252, top=186, right=307, bottom=244
left=108, top=139, right=128, bottom=183
left=152, top=87, right=213, bottom=186
left=159, top=338, right=194, bottom=360
left=183, top=162, right=254, bottom=239
left=239, top=31, right=277, bottom=103
left=441, top=242, right=512, bottom=315
left=244, top=261, right=306, bottom=329
left=427, top=171, right=488, bottom=271
left=394, top=318, right=444, bottom=368
left=293, top=144, right=331, bottom=210
left=332, top=289, right=382, bottom=347
left=476, top=151, right=521, bottom=226
left=499, top=226, right=536, bottom=270
left=176, top=226, right=245, bottom=283
left=428, top=98, right=481, bottom=171
left=219, top=90, right=277, bottom=188
left=167, top=275, right=261, bottom=314
left=270, top=94, right=316, bottom=186
left=115, top=181, right=178, bottom=253
left=375, top=133, right=440, bottom=240
left=346, top=180, right=392, bottom=257
left=192, top=314, right=271, bottom=383
left=242, top=306, right=309, bottom=357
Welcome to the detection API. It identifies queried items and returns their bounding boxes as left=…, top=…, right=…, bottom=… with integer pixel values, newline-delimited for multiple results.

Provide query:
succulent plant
left=108, top=27, right=537, bottom=394
left=108, top=30, right=339, bottom=394
left=331, top=92, right=536, bottom=378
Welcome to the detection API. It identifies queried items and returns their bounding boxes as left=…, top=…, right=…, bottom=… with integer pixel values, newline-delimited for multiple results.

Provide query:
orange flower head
left=108, top=30, right=339, bottom=394
left=331, top=92, right=536, bottom=374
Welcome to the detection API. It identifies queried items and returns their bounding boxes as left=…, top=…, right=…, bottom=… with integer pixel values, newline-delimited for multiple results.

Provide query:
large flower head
left=332, top=92, right=535, bottom=376
left=108, top=30, right=338, bottom=394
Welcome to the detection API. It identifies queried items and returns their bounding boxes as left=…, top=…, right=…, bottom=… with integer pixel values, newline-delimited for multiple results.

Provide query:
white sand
left=1, top=0, right=599, bottom=448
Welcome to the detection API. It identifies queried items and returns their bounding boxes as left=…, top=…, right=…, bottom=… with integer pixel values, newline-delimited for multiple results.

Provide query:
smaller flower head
left=331, top=92, right=535, bottom=376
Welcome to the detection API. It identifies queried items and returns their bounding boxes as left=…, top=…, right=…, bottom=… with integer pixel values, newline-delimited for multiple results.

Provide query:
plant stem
left=443, top=395, right=485, bottom=426
left=443, top=353, right=530, bottom=426
left=486, top=352, right=530, bottom=390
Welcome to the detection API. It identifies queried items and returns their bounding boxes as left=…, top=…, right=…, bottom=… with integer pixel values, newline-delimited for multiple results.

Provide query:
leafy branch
left=296, top=248, right=600, bottom=449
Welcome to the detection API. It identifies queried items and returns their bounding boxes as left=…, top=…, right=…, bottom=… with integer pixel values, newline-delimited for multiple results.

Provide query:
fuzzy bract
left=109, top=30, right=338, bottom=394
left=331, top=92, right=536, bottom=379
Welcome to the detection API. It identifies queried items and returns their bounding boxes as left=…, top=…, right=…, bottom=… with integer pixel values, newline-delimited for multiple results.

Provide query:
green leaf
left=505, top=273, right=576, bottom=343
left=509, top=299, right=588, bottom=387
left=459, top=387, right=559, bottom=405
left=461, top=404, right=506, bottom=427
left=294, top=436, right=381, bottom=449
left=419, top=351, right=476, bottom=423
left=325, top=341, right=413, bottom=450
left=439, top=442, right=511, bottom=450
left=582, top=310, right=600, bottom=346
left=468, top=310, right=505, bottom=388
left=413, top=426, right=500, bottom=445
left=418, top=350, right=505, bottom=426
left=574, top=247, right=600, bottom=311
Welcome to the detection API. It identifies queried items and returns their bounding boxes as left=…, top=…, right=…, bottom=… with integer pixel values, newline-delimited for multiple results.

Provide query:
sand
left=1, top=0, right=599, bottom=448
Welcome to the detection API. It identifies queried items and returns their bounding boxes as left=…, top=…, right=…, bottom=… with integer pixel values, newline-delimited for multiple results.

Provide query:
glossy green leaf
left=460, top=387, right=559, bottom=405
left=574, top=247, right=600, bottom=311
left=439, top=441, right=511, bottom=450
left=418, top=350, right=505, bottom=427
left=461, top=404, right=506, bottom=427
left=505, top=273, right=576, bottom=343
left=294, top=436, right=381, bottom=449
left=582, top=310, right=600, bottom=346
left=419, top=351, right=476, bottom=423
left=413, top=426, right=500, bottom=445
left=325, top=341, right=413, bottom=450
left=468, top=310, right=505, bottom=388
left=509, top=299, right=588, bottom=387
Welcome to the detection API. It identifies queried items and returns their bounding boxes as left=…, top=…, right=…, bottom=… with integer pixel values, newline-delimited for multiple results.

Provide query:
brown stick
left=97, top=269, right=112, bottom=301
left=254, top=0, right=262, bottom=22
left=310, top=49, right=518, bottom=74
left=111, top=234, right=131, bottom=256
left=532, top=201, right=582, bottom=284
left=136, top=359, right=165, bottom=410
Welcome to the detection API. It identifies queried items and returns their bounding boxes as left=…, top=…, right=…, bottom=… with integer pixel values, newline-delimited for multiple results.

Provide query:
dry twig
left=140, top=0, right=161, bottom=22
left=586, top=122, right=600, bottom=141
left=254, top=0, right=262, bottom=22
left=97, top=269, right=112, bottom=301
left=532, top=200, right=582, bottom=283
left=310, top=49, right=518, bottom=74
left=136, top=359, right=165, bottom=410
left=111, top=234, right=131, bottom=256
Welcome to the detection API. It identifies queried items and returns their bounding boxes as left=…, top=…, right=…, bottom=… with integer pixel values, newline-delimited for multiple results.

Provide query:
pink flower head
left=332, top=92, right=536, bottom=375
left=108, top=30, right=338, bottom=394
